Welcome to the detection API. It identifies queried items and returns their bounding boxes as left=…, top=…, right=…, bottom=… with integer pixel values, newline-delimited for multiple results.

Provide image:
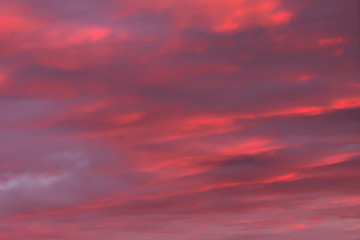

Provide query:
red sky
left=0, top=0, right=360, bottom=239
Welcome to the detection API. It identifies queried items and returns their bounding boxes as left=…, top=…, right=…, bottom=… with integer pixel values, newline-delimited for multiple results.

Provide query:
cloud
left=0, top=0, right=359, bottom=239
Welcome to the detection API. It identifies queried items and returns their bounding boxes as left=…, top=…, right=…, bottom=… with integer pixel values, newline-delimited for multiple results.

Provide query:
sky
left=0, top=0, right=359, bottom=239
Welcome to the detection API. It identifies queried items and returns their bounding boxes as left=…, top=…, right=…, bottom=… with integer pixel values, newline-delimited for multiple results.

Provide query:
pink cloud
left=0, top=0, right=359, bottom=239
left=286, top=224, right=308, bottom=230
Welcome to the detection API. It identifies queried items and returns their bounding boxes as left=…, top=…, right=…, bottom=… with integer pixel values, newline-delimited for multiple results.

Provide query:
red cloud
left=0, top=0, right=359, bottom=239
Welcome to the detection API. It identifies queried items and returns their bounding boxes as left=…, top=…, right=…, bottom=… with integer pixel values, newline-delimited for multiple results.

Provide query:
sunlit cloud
left=0, top=0, right=359, bottom=239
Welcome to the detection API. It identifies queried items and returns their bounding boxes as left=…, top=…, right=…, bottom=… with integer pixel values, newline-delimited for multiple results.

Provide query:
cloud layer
left=0, top=0, right=359, bottom=239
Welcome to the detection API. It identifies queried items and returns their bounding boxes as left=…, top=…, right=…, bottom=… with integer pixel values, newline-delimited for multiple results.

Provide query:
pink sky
left=0, top=0, right=360, bottom=239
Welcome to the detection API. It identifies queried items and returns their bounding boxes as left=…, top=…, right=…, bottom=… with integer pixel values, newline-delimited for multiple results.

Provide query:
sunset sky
left=0, top=0, right=360, bottom=239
